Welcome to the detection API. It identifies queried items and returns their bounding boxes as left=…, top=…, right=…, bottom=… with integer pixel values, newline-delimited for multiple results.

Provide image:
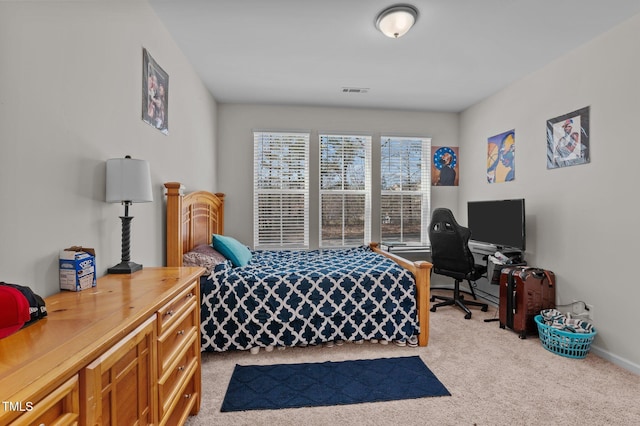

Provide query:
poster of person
left=487, top=129, right=515, bottom=183
left=431, top=146, right=459, bottom=186
left=547, top=106, right=589, bottom=169
left=142, top=48, right=169, bottom=134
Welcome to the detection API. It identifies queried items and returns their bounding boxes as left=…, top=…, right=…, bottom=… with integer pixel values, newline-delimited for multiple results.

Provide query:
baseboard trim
left=589, top=345, right=640, bottom=375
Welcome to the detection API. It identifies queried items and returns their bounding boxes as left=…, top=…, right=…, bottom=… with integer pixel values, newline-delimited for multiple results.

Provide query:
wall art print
left=431, top=146, right=459, bottom=186
left=487, top=129, right=515, bottom=183
left=547, top=106, right=590, bottom=169
left=142, top=48, right=169, bottom=134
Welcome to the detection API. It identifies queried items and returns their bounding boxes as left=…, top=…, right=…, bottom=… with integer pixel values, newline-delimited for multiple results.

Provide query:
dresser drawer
left=158, top=340, right=198, bottom=422
left=10, top=375, right=79, bottom=426
left=157, top=303, right=198, bottom=375
left=160, top=369, right=198, bottom=426
left=158, top=332, right=198, bottom=412
left=157, top=280, right=198, bottom=336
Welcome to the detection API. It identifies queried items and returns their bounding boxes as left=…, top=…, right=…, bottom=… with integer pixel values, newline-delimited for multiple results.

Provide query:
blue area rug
left=220, top=356, right=450, bottom=412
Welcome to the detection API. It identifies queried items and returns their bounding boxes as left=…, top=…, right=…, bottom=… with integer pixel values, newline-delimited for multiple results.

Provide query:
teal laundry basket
left=534, top=315, right=596, bottom=359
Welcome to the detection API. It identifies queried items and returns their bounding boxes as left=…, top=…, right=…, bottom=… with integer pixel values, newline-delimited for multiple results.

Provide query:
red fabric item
left=0, top=286, right=31, bottom=338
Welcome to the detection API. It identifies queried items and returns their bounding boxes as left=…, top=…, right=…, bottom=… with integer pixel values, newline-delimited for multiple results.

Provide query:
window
left=253, top=131, right=309, bottom=249
left=319, top=134, right=371, bottom=247
left=380, top=136, right=431, bottom=246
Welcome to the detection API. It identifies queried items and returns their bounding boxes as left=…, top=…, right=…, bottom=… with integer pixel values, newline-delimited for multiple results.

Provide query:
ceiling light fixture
left=375, top=4, right=418, bottom=39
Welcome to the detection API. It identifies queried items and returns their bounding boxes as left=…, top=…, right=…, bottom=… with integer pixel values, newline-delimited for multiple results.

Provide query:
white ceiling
left=149, top=0, right=640, bottom=112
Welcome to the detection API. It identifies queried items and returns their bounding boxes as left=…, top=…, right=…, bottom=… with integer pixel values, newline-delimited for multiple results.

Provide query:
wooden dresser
left=0, top=267, right=204, bottom=426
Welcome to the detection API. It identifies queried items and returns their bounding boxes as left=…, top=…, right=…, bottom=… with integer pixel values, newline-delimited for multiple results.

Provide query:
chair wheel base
left=464, top=313, right=471, bottom=320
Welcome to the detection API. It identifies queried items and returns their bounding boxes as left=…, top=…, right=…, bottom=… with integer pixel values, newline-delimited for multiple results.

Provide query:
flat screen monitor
left=467, top=199, right=526, bottom=251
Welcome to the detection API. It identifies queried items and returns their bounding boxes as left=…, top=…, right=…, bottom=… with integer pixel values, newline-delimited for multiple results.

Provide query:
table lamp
left=106, top=155, right=153, bottom=274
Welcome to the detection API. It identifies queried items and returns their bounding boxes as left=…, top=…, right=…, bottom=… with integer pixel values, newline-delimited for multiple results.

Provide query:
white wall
left=459, top=13, right=640, bottom=371
left=0, top=1, right=218, bottom=297
left=217, top=104, right=459, bottom=248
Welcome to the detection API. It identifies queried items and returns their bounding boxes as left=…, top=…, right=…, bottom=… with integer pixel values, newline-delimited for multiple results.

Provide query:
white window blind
left=253, top=131, right=309, bottom=249
left=380, top=136, right=431, bottom=246
left=319, top=134, right=371, bottom=247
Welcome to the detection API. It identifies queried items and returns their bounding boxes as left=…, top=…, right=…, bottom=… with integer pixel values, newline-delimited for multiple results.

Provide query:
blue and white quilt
left=200, top=246, right=418, bottom=352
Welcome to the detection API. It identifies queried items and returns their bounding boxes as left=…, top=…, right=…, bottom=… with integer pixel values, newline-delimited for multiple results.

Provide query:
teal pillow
left=212, top=234, right=252, bottom=267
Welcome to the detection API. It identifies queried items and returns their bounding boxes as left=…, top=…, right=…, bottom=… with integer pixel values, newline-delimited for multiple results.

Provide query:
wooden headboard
left=164, top=182, right=225, bottom=266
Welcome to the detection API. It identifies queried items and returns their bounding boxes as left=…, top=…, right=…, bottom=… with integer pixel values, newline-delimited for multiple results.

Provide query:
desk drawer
left=157, top=280, right=198, bottom=336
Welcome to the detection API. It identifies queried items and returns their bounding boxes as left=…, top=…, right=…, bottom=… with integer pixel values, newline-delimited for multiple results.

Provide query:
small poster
left=431, top=146, right=459, bottom=186
left=142, top=48, right=169, bottom=134
left=547, top=106, right=590, bottom=169
left=487, top=129, right=515, bottom=183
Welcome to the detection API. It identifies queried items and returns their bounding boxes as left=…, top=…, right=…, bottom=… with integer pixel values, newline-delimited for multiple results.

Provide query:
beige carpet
left=186, top=292, right=640, bottom=426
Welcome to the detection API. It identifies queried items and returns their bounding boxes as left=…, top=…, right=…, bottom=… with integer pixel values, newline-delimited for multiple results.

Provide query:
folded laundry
left=540, top=308, right=594, bottom=334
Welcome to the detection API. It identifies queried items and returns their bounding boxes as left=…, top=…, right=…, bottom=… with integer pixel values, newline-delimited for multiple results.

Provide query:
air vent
left=341, top=87, right=369, bottom=94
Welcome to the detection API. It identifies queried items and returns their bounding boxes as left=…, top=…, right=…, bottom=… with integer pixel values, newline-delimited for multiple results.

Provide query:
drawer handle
left=186, top=292, right=194, bottom=298
left=177, top=329, right=185, bottom=336
left=166, top=310, right=174, bottom=317
left=184, top=393, right=192, bottom=399
left=177, top=365, right=186, bottom=372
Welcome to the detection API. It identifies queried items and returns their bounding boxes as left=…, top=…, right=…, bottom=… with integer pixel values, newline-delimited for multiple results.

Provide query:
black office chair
left=429, top=208, right=488, bottom=319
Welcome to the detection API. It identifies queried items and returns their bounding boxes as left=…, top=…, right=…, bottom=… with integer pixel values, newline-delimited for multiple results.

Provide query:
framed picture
left=487, top=129, right=515, bottom=183
left=142, top=48, right=169, bottom=134
left=431, top=146, right=459, bottom=186
left=547, top=106, right=590, bottom=169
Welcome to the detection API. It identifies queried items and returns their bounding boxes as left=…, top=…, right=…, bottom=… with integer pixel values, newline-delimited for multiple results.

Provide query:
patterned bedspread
left=200, top=246, right=418, bottom=352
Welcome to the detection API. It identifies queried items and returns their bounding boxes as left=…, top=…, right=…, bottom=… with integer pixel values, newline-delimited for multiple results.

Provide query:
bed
left=164, top=182, right=432, bottom=352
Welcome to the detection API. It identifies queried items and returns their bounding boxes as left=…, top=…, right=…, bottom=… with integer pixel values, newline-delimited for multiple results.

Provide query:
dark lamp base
left=108, top=261, right=143, bottom=274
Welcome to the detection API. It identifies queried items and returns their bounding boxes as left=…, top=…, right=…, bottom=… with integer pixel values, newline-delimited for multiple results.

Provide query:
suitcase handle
left=507, top=269, right=517, bottom=325
left=521, top=267, right=554, bottom=287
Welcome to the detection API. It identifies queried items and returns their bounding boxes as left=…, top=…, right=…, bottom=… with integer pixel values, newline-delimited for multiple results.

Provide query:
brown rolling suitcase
left=499, top=266, right=555, bottom=338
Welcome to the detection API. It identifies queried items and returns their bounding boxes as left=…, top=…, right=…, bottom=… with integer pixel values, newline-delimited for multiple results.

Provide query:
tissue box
left=59, top=247, right=96, bottom=291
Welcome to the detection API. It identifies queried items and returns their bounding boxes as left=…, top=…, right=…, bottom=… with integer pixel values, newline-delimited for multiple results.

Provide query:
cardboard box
left=59, top=247, right=96, bottom=291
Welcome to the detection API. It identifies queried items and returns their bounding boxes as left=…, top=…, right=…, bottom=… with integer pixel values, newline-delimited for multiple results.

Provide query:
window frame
left=253, top=131, right=310, bottom=249
left=318, top=133, right=372, bottom=248
left=380, top=136, right=432, bottom=247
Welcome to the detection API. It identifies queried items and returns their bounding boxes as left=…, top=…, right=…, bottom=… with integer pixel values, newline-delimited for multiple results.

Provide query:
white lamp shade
left=106, top=157, right=153, bottom=203
left=376, top=5, right=418, bottom=38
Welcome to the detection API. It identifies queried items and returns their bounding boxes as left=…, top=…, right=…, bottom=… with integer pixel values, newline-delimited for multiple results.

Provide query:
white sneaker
left=325, top=341, right=335, bottom=348
left=265, top=345, right=274, bottom=352
left=379, top=340, right=389, bottom=345
left=370, top=339, right=379, bottom=344
left=408, top=336, right=419, bottom=347
left=394, top=339, right=407, bottom=347
left=250, top=347, right=260, bottom=354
